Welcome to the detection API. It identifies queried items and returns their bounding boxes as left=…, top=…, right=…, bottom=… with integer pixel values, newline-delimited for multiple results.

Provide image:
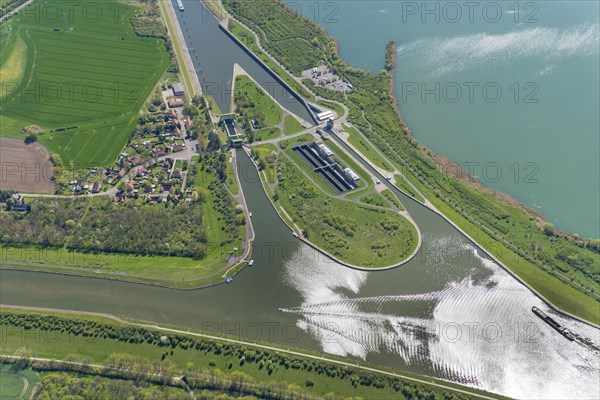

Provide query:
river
left=1, top=1, right=599, bottom=398
left=287, top=0, right=600, bottom=238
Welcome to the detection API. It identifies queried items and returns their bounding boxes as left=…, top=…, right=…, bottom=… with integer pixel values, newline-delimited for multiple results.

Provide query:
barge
left=532, top=306, right=575, bottom=341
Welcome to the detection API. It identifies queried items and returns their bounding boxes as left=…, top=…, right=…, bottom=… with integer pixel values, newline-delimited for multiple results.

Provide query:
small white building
left=344, top=168, right=360, bottom=181
left=318, top=144, right=333, bottom=156
left=316, top=110, right=333, bottom=121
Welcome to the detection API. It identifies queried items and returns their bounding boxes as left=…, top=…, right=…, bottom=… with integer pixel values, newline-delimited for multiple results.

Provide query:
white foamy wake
left=397, top=21, right=600, bottom=77
left=281, top=238, right=600, bottom=398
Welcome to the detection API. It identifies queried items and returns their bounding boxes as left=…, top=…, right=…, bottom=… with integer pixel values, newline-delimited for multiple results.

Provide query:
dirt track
left=0, top=137, right=55, bottom=193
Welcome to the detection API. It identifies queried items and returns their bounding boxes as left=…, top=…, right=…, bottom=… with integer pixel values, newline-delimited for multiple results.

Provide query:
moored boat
left=532, top=306, right=575, bottom=341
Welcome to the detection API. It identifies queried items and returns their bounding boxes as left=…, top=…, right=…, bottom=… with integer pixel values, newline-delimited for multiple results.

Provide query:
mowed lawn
left=283, top=115, right=304, bottom=135
left=0, top=0, right=168, bottom=167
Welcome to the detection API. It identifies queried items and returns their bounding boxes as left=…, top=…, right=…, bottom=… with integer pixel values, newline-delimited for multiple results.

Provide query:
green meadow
left=276, top=157, right=418, bottom=268
left=0, top=0, right=168, bottom=167
left=0, top=364, right=38, bottom=400
left=283, top=115, right=304, bottom=135
left=234, top=75, right=282, bottom=127
left=342, top=124, right=394, bottom=172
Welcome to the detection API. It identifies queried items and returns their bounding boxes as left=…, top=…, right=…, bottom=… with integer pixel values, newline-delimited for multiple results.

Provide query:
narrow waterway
left=1, top=1, right=599, bottom=398
left=171, top=0, right=313, bottom=122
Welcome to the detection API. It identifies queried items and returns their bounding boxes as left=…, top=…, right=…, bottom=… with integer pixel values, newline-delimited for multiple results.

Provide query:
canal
left=2, top=146, right=598, bottom=398
left=1, top=1, right=598, bottom=398
left=170, top=0, right=313, bottom=122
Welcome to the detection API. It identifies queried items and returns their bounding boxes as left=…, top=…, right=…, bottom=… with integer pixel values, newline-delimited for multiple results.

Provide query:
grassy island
left=385, top=41, right=398, bottom=71
left=234, top=75, right=282, bottom=127
left=277, top=158, right=418, bottom=268
left=251, top=132, right=419, bottom=269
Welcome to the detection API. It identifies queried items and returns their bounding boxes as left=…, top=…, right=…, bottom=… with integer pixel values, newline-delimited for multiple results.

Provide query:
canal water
left=1, top=1, right=599, bottom=398
left=171, top=0, right=313, bottom=122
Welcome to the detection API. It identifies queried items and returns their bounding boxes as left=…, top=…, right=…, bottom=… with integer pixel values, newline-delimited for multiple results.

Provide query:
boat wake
left=281, top=236, right=600, bottom=399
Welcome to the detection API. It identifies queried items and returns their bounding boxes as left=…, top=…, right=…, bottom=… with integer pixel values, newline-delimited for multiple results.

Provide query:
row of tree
left=1, top=312, right=471, bottom=400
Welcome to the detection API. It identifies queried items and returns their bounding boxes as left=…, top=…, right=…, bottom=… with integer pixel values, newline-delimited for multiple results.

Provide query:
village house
left=168, top=98, right=184, bottom=108
left=172, top=144, right=184, bottom=153
left=171, top=169, right=182, bottom=179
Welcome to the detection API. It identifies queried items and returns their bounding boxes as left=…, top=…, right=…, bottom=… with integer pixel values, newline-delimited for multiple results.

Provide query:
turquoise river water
left=288, top=0, right=600, bottom=238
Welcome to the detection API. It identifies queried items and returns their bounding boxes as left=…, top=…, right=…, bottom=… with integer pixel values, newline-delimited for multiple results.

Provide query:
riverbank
left=219, top=0, right=599, bottom=325
left=0, top=305, right=506, bottom=400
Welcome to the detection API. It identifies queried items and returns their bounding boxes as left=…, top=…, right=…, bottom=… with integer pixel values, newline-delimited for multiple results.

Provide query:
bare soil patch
left=0, top=138, right=54, bottom=193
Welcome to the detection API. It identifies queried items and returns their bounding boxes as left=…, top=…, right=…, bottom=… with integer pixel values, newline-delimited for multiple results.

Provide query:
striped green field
left=0, top=364, right=38, bottom=400
left=0, top=0, right=168, bottom=167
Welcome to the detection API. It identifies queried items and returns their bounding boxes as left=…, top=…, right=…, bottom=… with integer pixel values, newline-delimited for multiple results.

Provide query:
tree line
left=1, top=312, right=472, bottom=400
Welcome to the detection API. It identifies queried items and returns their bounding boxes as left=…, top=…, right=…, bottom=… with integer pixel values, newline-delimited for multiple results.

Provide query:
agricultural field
left=234, top=75, right=282, bottom=127
left=224, top=0, right=333, bottom=75
left=0, top=0, right=169, bottom=167
left=0, top=364, right=38, bottom=400
left=0, top=138, right=55, bottom=193
left=227, top=18, right=314, bottom=100
left=0, top=25, right=26, bottom=99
